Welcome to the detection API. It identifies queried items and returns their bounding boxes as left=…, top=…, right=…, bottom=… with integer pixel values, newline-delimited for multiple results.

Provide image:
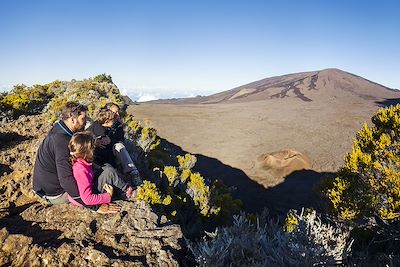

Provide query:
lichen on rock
left=1, top=201, right=185, bottom=266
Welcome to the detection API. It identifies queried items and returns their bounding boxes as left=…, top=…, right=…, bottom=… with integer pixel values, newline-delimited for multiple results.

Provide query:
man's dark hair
left=61, top=102, right=88, bottom=121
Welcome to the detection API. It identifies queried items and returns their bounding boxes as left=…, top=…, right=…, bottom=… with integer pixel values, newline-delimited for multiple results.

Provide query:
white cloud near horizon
left=126, top=88, right=218, bottom=102
left=137, top=93, right=160, bottom=102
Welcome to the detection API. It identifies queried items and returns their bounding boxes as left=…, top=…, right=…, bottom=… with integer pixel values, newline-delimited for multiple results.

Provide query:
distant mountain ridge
left=150, top=68, right=399, bottom=104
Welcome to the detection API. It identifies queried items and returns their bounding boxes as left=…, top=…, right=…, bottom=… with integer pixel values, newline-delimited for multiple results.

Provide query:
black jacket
left=33, top=121, right=86, bottom=206
left=87, top=120, right=124, bottom=167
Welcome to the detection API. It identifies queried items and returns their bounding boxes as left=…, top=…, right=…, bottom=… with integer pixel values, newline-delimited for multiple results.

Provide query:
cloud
left=125, top=88, right=218, bottom=102
left=137, top=93, right=160, bottom=102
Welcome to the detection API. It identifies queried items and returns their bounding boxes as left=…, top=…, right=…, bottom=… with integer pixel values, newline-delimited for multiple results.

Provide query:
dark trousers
left=93, top=163, right=129, bottom=196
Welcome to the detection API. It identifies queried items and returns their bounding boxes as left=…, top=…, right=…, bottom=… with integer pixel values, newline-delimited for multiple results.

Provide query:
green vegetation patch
left=321, top=104, right=400, bottom=221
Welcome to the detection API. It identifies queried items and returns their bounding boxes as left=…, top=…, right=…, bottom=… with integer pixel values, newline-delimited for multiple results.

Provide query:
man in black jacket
left=33, top=102, right=119, bottom=213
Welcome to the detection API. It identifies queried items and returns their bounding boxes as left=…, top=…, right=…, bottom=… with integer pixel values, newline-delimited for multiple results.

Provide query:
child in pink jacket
left=68, top=131, right=134, bottom=206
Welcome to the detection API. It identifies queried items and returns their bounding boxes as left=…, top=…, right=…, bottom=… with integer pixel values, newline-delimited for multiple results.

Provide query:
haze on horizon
left=0, top=0, right=399, bottom=101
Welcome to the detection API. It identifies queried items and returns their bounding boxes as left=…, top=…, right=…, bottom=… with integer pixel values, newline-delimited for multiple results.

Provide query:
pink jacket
left=71, top=158, right=111, bottom=206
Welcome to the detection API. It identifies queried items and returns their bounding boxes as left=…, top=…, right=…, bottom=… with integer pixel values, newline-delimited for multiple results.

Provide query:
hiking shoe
left=128, top=170, right=143, bottom=187
left=132, top=175, right=143, bottom=187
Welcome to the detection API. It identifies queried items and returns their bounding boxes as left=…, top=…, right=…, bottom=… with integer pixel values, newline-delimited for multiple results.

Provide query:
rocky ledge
left=0, top=115, right=187, bottom=266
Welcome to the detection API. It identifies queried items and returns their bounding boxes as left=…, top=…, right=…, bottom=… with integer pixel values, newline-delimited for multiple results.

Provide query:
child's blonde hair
left=68, top=131, right=95, bottom=163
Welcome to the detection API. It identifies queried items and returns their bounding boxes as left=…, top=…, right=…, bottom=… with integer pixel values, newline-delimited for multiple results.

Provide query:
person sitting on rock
left=32, top=102, right=120, bottom=214
left=68, top=131, right=135, bottom=206
left=88, top=103, right=142, bottom=187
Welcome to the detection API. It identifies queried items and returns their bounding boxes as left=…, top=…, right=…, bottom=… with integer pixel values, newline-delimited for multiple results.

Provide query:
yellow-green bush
left=136, top=181, right=172, bottom=205
left=126, top=117, right=141, bottom=134
left=322, top=104, right=400, bottom=221
left=136, top=153, right=242, bottom=237
left=0, top=84, right=52, bottom=117
left=187, top=171, right=210, bottom=216
left=177, top=154, right=197, bottom=170
left=164, top=166, right=179, bottom=185
left=71, top=80, right=98, bottom=91
left=0, top=77, right=124, bottom=121
left=47, top=80, right=63, bottom=91
left=93, top=73, right=113, bottom=84
left=125, top=116, right=160, bottom=153
left=43, top=78, right=124, bottom=121
left=284, top=211, right=299, bottom=233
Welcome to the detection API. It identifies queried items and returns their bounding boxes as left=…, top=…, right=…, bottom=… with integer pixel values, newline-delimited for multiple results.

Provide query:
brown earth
left=129, top=69, right=400, bottom=214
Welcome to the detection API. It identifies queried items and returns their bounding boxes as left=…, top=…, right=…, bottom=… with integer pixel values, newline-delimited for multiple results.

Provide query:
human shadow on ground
left=159, top=138, right=334, bottom=216
left=0, top=163, right=12, bottom=176
left=0, top=203, right=75, bottom=248
left=375, top=98, right=400, bottom=107
left=0, top=203, right=147, bottom=263
left=0, top=131, right=31, bottom=150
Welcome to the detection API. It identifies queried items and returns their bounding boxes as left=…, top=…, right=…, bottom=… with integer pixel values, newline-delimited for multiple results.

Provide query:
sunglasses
left=71, top=103, right=84, bottom=113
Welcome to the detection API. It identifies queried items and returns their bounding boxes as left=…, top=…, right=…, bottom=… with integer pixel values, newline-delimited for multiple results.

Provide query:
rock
left=0, top=201, right=185, bottom=266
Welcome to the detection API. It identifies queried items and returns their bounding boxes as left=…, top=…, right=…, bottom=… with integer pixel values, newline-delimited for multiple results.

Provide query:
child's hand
left=97, top=203, right=120, bottom=214
left=103, top=184, right=114, bottom=197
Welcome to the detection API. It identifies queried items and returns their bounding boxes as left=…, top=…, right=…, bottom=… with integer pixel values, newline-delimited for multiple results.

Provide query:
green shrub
left=177, top=154, right=197, bottom=170
left=136, top=180, right=172, bottom=205
left=47, top=80, right=63, bottom=92
left=93, top=73, right=113, bottom=84
left=44, top=79, right=124, bottom=121
left=0, top=78, right=125, bottom=121
left=0, top=84, right=52, bottom=118
left=125, top=116, right=160, bottom=153
left=136, top=154, right=242, bottom=237
left=321, top=104, right=400, bottom=221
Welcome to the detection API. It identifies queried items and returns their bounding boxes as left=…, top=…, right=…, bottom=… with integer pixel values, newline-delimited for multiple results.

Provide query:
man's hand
left=94, top=136, right=111, bottom=148
left=97, top=203, right=120, bottom=214
left=103, top=184, right=114, bottom=197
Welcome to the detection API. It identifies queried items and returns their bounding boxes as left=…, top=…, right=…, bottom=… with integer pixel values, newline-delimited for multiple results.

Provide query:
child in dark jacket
left=88, top=104, right=142, bottom=186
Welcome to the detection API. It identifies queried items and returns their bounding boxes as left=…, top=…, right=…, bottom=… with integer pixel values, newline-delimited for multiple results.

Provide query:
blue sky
left=0, top=0, right=399, bottom=100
